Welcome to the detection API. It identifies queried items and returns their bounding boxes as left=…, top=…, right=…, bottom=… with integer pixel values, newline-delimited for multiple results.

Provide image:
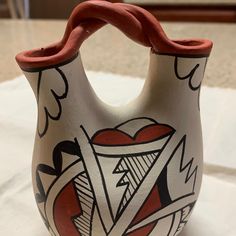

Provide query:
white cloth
left=0, top=72, right=235, bottom=235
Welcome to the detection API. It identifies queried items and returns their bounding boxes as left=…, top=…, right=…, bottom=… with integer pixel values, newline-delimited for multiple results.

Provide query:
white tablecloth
left=0, top=72, right=235, bottom=235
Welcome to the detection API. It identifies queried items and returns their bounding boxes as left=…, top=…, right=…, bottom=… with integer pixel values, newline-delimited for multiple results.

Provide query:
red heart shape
left=92, top=124, right=173, bottom=146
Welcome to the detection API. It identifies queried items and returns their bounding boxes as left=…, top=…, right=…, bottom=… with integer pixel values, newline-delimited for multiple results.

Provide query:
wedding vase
left=16, top=1, right=213, bottom=235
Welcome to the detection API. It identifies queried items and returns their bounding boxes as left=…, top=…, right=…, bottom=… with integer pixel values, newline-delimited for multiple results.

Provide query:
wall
left=30, top=0, right=83, bottom=19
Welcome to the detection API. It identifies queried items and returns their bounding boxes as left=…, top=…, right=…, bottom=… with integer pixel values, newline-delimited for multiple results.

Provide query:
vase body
left=21, top=51, right=208, bottom=236
left=16, top=1, right=212, bottom=235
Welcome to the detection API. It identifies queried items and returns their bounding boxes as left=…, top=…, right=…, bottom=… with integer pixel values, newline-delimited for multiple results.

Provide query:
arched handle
left=16, top=0, right=213, bottom=70
left=62, top=0, right=170, bottom=50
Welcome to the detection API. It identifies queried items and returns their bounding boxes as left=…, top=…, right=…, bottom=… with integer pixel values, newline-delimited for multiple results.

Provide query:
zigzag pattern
left=172, top=135, right=198, bottom=193
left=113, top=151, right=160, bottom=217
left=35, top=138, right=81, bottom=203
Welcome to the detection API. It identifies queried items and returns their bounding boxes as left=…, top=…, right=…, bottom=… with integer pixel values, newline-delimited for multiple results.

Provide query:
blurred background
left=0, top=0, right=235, bottom=86
left=0, top=0, right=235, bottom=21
left=0, top=2, right=236, bottom=235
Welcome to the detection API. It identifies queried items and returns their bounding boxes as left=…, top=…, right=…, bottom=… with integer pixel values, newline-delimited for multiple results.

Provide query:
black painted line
left=141, top=154, right=150, bottom=168
left=145, top=154, right=153, bottom=165
left=37, top=67, right=69, bottom=138
left=124, top=158, right=140, bottom=184
left=156, top=52, right=209, bottom=58
left=77, top=225, right=89, bottom=235
left=78, top=190, right=94, bottom=201
left=129, top=157, right=144, bottom=180
left=126, top=157, right=142, bottom=182
left=125, top=173, right=136, bottom=191
left=132, top=156, right=145, bottom=177
left=125, top=186, right=132, bottom=199
left=74, top=218, right=90, bottom=229
left=82, top=212, right=91, bottom=221
left=75, top=182, right=93, bottom=194
left=80, top=126, right=112, bottom=232
left=78, top=193, right=93, bottom=205
left=80, top=215, right=91, bottom=225
left=151, top=152, right=158, bottom=161
left=76, top=220, right=89, bottom=232
left=136, top=156, right=146, bottom=175
left=167, top=214, right=176, bottom=236
left=148, top=153, right=155, bottom=162
left=114, top=116, right=157, bottom=129
left=75, top=179, right=89, bottom=189
left=78, top=176, right=89, bottom=185
left=80, top=199, right=92, bottom=210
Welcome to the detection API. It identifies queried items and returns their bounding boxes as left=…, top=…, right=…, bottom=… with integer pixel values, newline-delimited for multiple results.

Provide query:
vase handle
left=62, top=0, right=171, bottom=52
left=16, top=0, right=212, bottom=70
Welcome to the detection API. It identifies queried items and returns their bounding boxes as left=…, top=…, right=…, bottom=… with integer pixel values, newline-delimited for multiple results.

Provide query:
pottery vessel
left=16, top=1, right=212, bottom=236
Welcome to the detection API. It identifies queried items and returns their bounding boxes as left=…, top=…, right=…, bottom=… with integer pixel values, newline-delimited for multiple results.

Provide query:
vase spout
left=141, top=51, right=209, bottom=112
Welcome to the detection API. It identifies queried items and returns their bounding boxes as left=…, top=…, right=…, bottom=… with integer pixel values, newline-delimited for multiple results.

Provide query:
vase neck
left=22, top=54, right=93, bottom=100
left=140, top=52, right=209, bottom=112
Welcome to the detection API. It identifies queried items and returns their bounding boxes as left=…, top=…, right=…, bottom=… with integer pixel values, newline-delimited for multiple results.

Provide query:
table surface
left=0, top=19, right=236, bottom=88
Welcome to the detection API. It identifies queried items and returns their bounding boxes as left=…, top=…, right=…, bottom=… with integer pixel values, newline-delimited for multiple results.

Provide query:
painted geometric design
left=114, top=151, right=160, bottom=216
left=36, top=67, right=68, bottom=138
left=174, top=56, right=208, bottom=109
left=130, top=183, right=162, bottom=227
left=127, top=221, right=157, bottom=236
left=73, top=171, right=95, bottom=236
left=174, top=202, right=195, bottom=235
left=127, top=201, right=196, bottom=236
left=90, top=117, right=175, bottom=224
left=167, top=135, right=198, bottom=200
left=54, top=180, right=84, bottom=236
left=34, top=117, right=199, bottom=236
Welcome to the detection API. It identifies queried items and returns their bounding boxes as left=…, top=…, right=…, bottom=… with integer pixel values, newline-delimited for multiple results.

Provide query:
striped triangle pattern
left=73, top=171, right=95, bottom=236
left=114, top=151, right=160, bottom=217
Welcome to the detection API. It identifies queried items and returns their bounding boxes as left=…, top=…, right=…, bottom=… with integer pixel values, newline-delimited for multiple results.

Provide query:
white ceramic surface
left=21, top=51, right=209, bottom=236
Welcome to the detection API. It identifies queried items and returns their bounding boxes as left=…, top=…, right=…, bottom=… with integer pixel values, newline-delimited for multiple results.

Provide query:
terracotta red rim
left=16, top=0, right=213, bottom=71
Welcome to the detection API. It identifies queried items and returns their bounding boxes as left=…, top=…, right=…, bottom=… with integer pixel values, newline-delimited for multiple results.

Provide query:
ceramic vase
left=16, top=1, right=213, bottom=235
